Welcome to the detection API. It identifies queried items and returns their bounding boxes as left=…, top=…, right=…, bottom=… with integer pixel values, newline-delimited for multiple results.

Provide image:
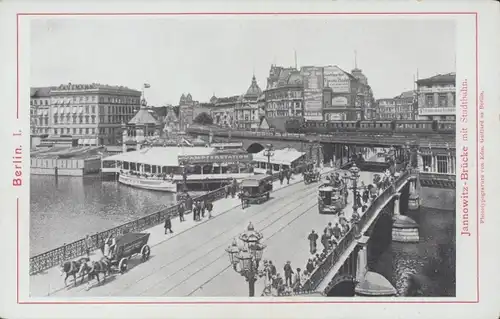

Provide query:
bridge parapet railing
left=29, top=164, right=311, bottom=275
left=297, top=171, right=411, bottom=293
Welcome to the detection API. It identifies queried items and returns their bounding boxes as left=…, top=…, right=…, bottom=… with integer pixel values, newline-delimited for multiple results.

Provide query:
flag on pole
left=144, top=83, right=151, bottom=88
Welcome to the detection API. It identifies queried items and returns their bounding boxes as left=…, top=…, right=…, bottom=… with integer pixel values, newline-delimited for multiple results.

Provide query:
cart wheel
left=118, top=258, right=128, bottom=273
left=141, top=245, right=151, bottom=262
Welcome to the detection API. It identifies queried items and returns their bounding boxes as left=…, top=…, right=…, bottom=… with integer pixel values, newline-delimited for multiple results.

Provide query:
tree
left=193, top=112, right=214, bottom=125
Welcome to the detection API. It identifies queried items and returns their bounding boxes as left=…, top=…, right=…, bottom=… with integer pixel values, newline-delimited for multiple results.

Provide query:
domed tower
left=244, top=75, right=262, bottom=101
left=179, top=93, right=186, bottom=105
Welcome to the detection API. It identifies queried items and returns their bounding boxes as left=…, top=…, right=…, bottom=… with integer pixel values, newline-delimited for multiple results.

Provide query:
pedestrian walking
left=84, top=234, right=93, bottom=257
left=321, top=229, right=330, bottom=251
left=307, top=230, right=319, bottom=254
left=200, top=200, right=206, bottom=218
left=206, top=201, right=213, bottom=218
left=279, top=171, right=284, bottom=185
left=325, top=222, right=333, bottom=238
left=269, top=261, right=277, bottom=277
left=332, top=222, right=342, bottom=240
left=178, top=202, right=185, bottom=222
left=286, top=170, right=291, bottom=184
left=293, top=268, right=301, bottom=292
left=283, top=261, right=294, bottom=287
left=164, top=215, right=173, bottom=234
left=306, top=258, right=314, bottom=274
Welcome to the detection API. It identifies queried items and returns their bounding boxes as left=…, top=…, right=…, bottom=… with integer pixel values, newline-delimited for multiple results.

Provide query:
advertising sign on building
left=178, top=154, right=253, bottom=165
left=301, top=67, right=324, bottom=91
left=323, top=66, right=351, bottom=93
left=325, top=113, right=346, bottom=121
left=331, top=96, right=349, bottom=107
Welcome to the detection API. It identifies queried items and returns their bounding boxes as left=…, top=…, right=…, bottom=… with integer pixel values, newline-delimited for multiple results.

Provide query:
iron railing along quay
left=29, top=164, right=311, bottom=275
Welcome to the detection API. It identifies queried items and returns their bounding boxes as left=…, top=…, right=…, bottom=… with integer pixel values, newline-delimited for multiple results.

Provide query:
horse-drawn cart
left=103, top=232, right=151, bottom=274
left=303, top=171, right=320, bottom=184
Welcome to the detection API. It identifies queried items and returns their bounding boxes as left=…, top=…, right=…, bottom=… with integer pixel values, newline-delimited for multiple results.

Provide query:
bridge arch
left=324, top=274, right=357, bottom=297
left=247, top=142, right=265, bottom=154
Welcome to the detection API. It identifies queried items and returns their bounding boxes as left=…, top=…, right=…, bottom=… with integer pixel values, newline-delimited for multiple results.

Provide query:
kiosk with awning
left=252, top=148, right=306, bottom=174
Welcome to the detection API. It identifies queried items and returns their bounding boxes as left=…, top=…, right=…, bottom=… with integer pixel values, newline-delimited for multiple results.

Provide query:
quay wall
left=30, top=157, right=101, bottom=176
left=421, top=187, right=456, bottom=211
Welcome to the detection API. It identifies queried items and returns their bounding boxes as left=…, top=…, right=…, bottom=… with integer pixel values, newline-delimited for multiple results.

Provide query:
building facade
left=210, top=95, right=238, bottom=128
left=375, top=98, right=396, bottom=119
left=264, top=65, right=304, bottom=118
left=47, top=83, right=141, bottom=145
left=416, top=72, right=456, bottom=121
left=376, top=90, right=417, bottom=120
left=234, top=75, right=262, bottom=130
left=31, top=87, right=53, bottom=135
left=178, top=93, right=198, bottom=131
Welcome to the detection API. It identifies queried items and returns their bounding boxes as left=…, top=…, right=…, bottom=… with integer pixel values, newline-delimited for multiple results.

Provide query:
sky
left=30, top=17, right=456, bottom=106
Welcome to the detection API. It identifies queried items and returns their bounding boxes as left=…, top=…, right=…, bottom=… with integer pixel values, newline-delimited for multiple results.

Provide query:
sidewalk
left=30, top=167, right=334, bottom=297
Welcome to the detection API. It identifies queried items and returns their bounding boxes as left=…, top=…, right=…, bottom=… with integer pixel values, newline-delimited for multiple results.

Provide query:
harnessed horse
left=79, top=257, right=111, bottom=291
left=59, top=257, right=90, bottom=287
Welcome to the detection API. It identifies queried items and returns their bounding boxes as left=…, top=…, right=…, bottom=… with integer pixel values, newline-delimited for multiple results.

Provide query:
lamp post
left=263, top=143, right=274, bottom=175
left=342, top=163, right=362, bottom=238
left=225, top=222, right=266, bottom=297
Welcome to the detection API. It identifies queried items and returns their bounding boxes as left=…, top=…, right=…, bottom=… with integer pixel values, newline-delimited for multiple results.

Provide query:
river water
left=372, top=204, right=456, bottom=297
left=30, top=176, right=456, bottom=296
left=30, top=175, right=176, bottom=256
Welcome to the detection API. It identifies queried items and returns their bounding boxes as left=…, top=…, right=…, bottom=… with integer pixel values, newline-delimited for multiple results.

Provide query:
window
left=45, top=100, right=48, bottom=105
left=73, top=128, right=76, bottom=134
left=91, top=115, right=95, bottom=124
left=92, top=106, right=95, bottom=114
left=54, top=128, right=58, bottom=135
left=437, top=155, right=448, bottom=173
left=79, top=128, right=83, bottom=134
left=85, top=128, right=89, bottom=134
left=438, top=94, right=447, bottom=107
left=426, top=95, right=433, bottom=107
left=85, top=106, right=89, bottom=113
left=422, top=154, right=432, bottom=171
left=91, top=128, right=95, bottom=134
left=53, top=116, right=58, bottom=124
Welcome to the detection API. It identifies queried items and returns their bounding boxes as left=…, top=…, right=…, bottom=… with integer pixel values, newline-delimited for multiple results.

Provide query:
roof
left=319, top=186, right=334, bottom=192
left=103, top=146, right=215, bottom=166
left=215, top=95, right=240, bottom=104
left=244, top=75, right=262, bottom=99
left=416, top=73, right=456, bottom=85
left=30, top=87, right=54, bottom=98
left=395, top=90, right=416, bottom=99
left=51, top=83, right=141, bottom=95
left=263, top=117, right=289, bottom=132
left=128, top=106, right=162, bottom=125
left=253, top=148, right=305, bottom=165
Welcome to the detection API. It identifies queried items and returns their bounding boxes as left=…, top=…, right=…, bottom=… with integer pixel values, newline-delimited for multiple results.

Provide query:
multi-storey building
left=178, top=93, right=198, bottom=131
left=376, top=90, right=417, bottom=120
left=210, top=95, right=238, bottom=127
left=48, top=83, right=141, bottom=145
left=264, top=65, right=304, bottom=118
left=416, top=72, right=456, bottom=121
left=394, top=90, right=417, bottom=120
left=235, top=75, right=263, bottom=130
left=31, top=87, right=53, bottom=135
left=375, top=98, right=396, bottom=119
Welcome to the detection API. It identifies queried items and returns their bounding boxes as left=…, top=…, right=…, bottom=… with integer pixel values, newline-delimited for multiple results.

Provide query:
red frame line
left=16, top=11, right=479, bottom=305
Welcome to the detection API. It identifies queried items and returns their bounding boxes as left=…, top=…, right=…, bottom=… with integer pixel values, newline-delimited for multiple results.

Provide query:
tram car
left=318, top=182, right=348, bottom=214
left=239, top=175, right=273, bottom=208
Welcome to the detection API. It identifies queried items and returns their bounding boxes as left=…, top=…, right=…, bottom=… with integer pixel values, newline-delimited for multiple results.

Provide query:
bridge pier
left=408, top=175, right=421, bottom=210
left=392, top=192, right=420, bottom=243
left=354, top=236, right=397, bottom=296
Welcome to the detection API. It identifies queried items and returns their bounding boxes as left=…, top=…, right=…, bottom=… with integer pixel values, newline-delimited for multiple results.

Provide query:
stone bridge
left=296, top=169, right=421, bottom=297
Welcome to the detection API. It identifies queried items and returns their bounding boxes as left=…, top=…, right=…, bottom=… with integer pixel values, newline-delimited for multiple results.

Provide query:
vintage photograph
left=28, top=17, right=457, bottom=298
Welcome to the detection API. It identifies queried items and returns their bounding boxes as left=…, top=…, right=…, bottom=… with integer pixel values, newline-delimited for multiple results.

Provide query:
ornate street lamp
left=226, top=222, right=266, bottom=297
left=263, top=143, right=274, bottom=175
left=343, top=163, right=362, bottom=238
